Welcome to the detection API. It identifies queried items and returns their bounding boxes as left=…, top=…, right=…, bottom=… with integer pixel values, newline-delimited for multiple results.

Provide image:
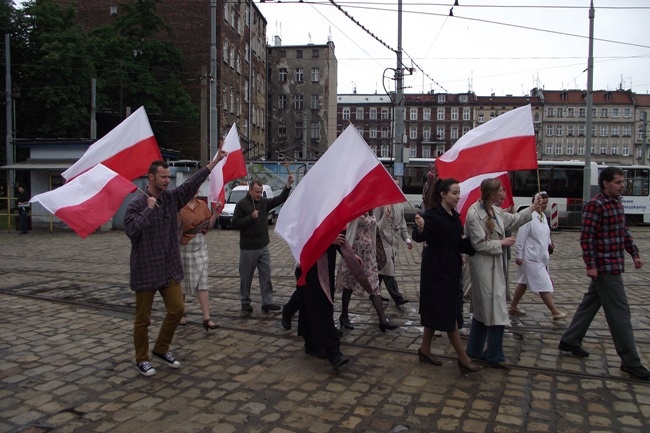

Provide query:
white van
left=218, top=184, right=277, bottom=229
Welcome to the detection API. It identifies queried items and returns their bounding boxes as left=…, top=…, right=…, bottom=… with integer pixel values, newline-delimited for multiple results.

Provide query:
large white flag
left=275, top=124, right=406, bottom=285
left=207, top=124, right=247, bottom=209
left=62, top=106, right=161, bottom=182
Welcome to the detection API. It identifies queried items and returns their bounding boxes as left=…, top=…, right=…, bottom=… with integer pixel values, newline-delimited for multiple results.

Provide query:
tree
left=12, top=0, right=93, bottom=137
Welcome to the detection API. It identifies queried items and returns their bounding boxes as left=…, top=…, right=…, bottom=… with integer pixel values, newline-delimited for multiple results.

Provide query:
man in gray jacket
left=233, top=177, right=293, bottom=312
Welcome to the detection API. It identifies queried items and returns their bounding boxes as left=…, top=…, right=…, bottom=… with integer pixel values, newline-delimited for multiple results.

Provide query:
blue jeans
left=466, top=317, right=506, bottom=364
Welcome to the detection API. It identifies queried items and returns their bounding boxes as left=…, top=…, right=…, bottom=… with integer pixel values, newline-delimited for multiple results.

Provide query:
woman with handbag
left=413, top=178, right=482, bottom=373
left=509, top=193, right=567, bottom=321
left=337, top=210, right=398, bottom=333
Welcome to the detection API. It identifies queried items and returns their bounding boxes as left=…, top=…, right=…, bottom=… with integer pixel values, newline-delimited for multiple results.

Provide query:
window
left=567, top=143, right=574, bottom=155
left=278, top=68, right=287, bottom=82
left=356, top=108, right=363, bottom=119
left=612, top=145, right=618, bottom=155
left=600, top=145, right=607, bottom=155
left=230, top=47, right=235, bottom=66
left=244, top=79, right=249, bottom=102
left=437, top=94, right=446, bottom=103
left=423, top=127, right=431, bottom=141
left=459, top=94, right=468, bottom=103
left=311, top=122, right=320, bottom=140
left=600, top=126, right=608, bottom=137
left=463, top=109, right=470, bottom=121
left=578, top=125, right=585, bottom=136
left=110, top=5, right=118, bottom=15
left=450, top=127, right=458, bottom=140
left=592, top=108, right=597, bottom=118
left=489, top=112, right=496, bottom=121
left=546, top=125, right=554, bottom=136
left=601, top=108, right=608, bottom=118
left=568, top=107, right=575, bottom=117
left=556, top=108, right=564, bottom=118
left=436, top=145, right=445, bottom=156
left=370, top=145, right=378, bottom=155
left=311, top=95, right=320, bottom=110
left=380, top=144, right=389, bottom=158
left=410, top=108, right=418, bottom=121
left=422, top=145, right=431, bottom=158
left=611, top=126, right=619, bottom=136
left=370, top=127, right=377, bottom=138
left=638, top=147, right=644, bottom=159
left=623, top=145, right=629, bottom=156
left=451, top=109, right=458, bottom=121
left=294, top=94, right=303, bottom=110
left=278, top=122, right=286, bottom=138
left=245, top=43, right=250, bottom=62
left=556, top=126, right=563, bottom=136
left=624, top=108, right=631, bottom=117
left=423, top=109, right=431, bottom=120
left=547, top=107, right=554, bottom=117
left=296, top=49, right=303, bottom=58
left=591, top=126, right=596, bottom=136
left=409, top=126, right=417, bottom=139
left=640, top=129, right=646, bottom=141
left=437, top=109, right=445, bottom=121
left=462, top=126, right=470, bottom=135
left=567, top=125, right=574, bottom=136
left=310, top=68, right=320, bottom=82
left=612, top=107, right=619, bottom=118
left=478, top=114, right=484, bottom=123
left=579, top=107, right=586, bottom=117
left=312, top=49, right=319, bottom=58
left=410, top=146, right=417, bottom=158
left=295, top=122, right=303, bottom=139
left=370, top=108, right=377, bottom=120
left=578, top=144, right=585, bottom=156
left=545, top=144, right=553, bottom=155
left=555, top=144, right=562, bottom=155
left=278, top=49, right=286, bottom=58
left=381, top=108, right=390, bottom=120
left=342, top=108, right=350, bottom=120
left=381, top=127, right=390, bottom=138
left=223, top=41, right=229, bottom=64
left=623, top=125, right=631, bottom=136
left=436, top=127, right=445, bottom=140
left=296, top=68, right=304, bottom=82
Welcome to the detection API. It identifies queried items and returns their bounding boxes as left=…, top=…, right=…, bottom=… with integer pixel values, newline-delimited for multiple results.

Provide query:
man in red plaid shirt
left=559, top=167, right=649, bottom=380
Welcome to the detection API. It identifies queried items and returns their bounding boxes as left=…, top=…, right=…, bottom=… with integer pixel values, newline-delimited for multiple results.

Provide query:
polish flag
left=275, top=124, right=406, bottom=285
left=62, top=106, right=161, bottom=182
left=208, top=123, right=247, bottom=210
left=457, top=172, right=514, bottom=224
left=31, top=165, right=136, bottom=238
left=437, top=104, right=537, bottom=182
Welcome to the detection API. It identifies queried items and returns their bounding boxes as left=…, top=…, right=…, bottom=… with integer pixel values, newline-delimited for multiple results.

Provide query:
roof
left=543, top=90, right=634, bottom=104
left=0, top=159, right=77, bottom=171
left=337, top=94, right=394, bottom=104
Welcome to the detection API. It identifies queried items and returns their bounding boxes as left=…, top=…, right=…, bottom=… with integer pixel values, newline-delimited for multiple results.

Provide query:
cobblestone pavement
left=1, top=225, right=649, bottom=433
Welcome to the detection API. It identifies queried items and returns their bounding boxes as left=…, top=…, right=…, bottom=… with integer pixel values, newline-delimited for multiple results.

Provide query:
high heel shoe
left=339, top=316, right=354, bottom=330
left=417, top=348, right=443, bottom=366
left=202, top=319, right=219, bottom=331
left=379, top=320, right=397, bottom=333
left=457, top=360, right=483, bottom=374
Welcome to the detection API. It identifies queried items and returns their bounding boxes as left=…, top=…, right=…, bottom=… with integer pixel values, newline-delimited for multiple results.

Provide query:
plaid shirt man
left=580, top=191, right=639, bottom=275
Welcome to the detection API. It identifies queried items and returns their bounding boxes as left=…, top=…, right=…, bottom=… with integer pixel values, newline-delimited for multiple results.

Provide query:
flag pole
left=537, top=169, right=541, bottom=193
left=137, top=186, right=160, bottom=207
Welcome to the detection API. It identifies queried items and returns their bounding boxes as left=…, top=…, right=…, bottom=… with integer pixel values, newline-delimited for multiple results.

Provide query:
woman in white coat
left=464, top=178, right=540, bottom=368
left=508, top=193, right=567, bottom=320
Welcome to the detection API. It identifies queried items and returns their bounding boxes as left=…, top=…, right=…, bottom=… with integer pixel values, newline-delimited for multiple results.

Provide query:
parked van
left=218, top=184, right=278, bottom=229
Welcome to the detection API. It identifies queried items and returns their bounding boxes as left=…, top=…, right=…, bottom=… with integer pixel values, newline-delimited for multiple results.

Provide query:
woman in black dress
left=412, top=178, right=482, bottom=374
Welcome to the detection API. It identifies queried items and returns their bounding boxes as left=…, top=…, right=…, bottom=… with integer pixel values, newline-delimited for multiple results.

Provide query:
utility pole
left=209, top=0, right=219, bottom=159
left=90, top=78, right=97, bottom=139
left=393, top=0, right=405, bottom=182
left=200, top=65, right=208, bottom=167
left=642, top=111, right=648, bottom=166
left=582, top=0, right=595, bottom=203
left=5, top=34, right=14, bottom=190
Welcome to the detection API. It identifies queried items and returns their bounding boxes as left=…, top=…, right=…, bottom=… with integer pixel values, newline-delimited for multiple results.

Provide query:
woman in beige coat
left=464, top=178, right=540, bottom=368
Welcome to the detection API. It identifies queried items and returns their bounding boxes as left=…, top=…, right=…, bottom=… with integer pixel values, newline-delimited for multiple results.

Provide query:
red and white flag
left=275, top=124, right=406, bottom=286
left=31, top=164, right=136, bottom=238
left=457, top=172, right=514, bottom=224
left=208, top=123, right=247, bottom=210
left=62, top=106, right=161, bottom=182
left=436, top=104, right=537, bottom=182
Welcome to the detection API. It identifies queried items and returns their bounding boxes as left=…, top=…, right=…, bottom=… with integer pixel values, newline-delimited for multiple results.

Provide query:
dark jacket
left=232, top=186, right=290, bottom=250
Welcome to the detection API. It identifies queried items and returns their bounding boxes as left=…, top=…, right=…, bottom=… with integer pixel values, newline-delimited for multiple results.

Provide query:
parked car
left=218, top=184, right=278, bottom=229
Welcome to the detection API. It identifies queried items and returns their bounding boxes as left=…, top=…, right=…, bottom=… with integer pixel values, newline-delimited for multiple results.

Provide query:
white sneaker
left=152, top=351, right=181, bottom=369
left=137, top=361, right=156, bottom=377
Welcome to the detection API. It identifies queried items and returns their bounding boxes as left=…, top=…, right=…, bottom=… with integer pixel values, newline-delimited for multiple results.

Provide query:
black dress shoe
left=241, top=304, right=253, bottom=313
left=305, top=348, right=328, bottom=359
left=281, top=314, right=291, bottom=330
left=261, top=303, right=281, bottom=312
left=558, top=340, right=589, bottom=357
left=330, top=354, right=349, bottom=369
left=336, top=328, right=344, bottom=337
left=395, top=298, right=410, bottom=306
left=621, top=364, right=650, bottom=380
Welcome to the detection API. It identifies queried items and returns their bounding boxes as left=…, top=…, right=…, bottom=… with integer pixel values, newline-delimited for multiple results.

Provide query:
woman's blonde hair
left=480, top=178, right=502, bottom=233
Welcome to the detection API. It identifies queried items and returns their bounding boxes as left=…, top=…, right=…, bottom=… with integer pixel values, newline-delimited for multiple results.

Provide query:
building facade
left=55, top=0, right=267, bottom=160
left=266, top=39, right=338, bottom=161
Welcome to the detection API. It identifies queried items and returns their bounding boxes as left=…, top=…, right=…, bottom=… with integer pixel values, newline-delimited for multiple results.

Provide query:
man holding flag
left=125, top=150, right=226, bottom=377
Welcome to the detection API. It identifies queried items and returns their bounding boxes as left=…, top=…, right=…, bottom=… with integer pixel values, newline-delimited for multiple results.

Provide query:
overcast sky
left=257, top=0, right=650, bottom=96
